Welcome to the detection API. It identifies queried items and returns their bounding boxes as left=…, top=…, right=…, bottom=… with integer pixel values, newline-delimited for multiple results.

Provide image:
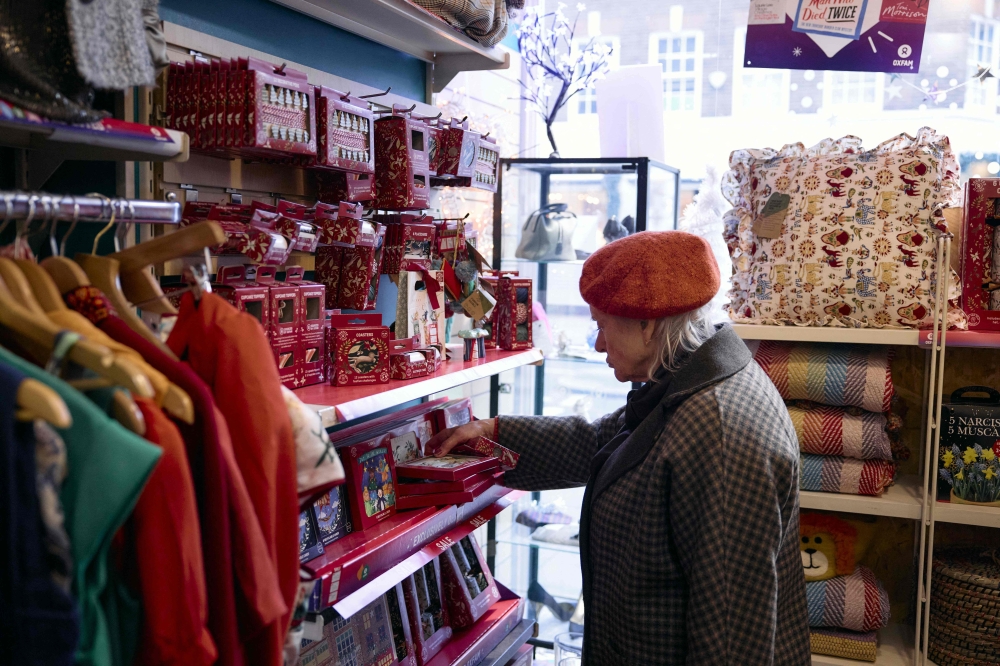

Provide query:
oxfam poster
left=745, top=0, right=929, bottom=73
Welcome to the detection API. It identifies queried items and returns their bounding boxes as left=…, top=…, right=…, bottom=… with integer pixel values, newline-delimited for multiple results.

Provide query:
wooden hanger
left=0, top=270, right=153, bottom=399
left=17, top=258, right=194, bottom=425
left=40, top=255, right=91, bottom=295
left=16, top=377, right=72, bottom=428
left=111, top=389, right=146, bottom=436
left=0, top=259, right=48, bottom=315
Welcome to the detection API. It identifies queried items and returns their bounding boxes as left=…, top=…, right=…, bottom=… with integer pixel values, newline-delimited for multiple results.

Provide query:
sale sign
left=745, top=0, right=929, bottom=73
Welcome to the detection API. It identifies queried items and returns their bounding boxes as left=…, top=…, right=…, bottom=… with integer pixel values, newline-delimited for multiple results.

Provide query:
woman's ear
left=640, top=319, right=655, bottom=346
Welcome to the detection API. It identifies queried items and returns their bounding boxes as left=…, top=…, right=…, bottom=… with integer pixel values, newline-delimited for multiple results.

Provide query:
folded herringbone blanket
left=801, top=454, right=896, bottom=496
left=749, top=341, right=893, bottom=412
left=806, top=566, right=891, bottom=633
left=810, top=628, right=878, bottom=662
left=787, top=401, right=893, bottom=460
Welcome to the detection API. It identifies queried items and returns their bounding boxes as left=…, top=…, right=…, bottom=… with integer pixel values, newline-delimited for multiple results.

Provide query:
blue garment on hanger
left=0, top=360, right=79, bottom=666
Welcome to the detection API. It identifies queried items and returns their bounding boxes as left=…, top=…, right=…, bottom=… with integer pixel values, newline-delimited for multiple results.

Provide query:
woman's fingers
left=427, top=420, right=493, bottom=457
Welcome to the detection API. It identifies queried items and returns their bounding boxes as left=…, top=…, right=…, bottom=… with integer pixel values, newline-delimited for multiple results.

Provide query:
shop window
left=822, top=71, right=884, bottom=109
left=732, top=27, right=789, bottom=115
left=650, top=31, right=703, bottom=114
left=966, top=17, right=999, bottom=111
left=571, top=36, right=619, bottom=116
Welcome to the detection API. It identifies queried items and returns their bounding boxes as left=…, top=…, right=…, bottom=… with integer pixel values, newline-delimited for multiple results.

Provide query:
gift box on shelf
left=395, top=474, right=497, bottom=510
left=339, top=433, right=399, bottom=531
left=402, top=558, right=453, bottom=666
left=397, top=471, right=498, bottom=497
left=285, top=266, right=327, bottom=386
left=329, top=313, right=391, bottom=386
left=339, top=223, right=387, bottom=311
left=440, top=533, right=500, bottom=630
left=961, top=178, right=1000, bottom=330
left=423, top=582, right=525, bottom=666
left=317, top=169, right=375, bottom=203
left=315, top=246, right=344, bottom=309
left=494, top=277, right=533, bottom=351
left=431, top=118, right=480, bottom=186
left=213, top=265, right=270, bottom=329
left=455, top=436, right=519, bottom=472
left=299, top=507, right=325, bottom=563
left=394, top=455, right=499, bottom=483
left=256, top=266, right=299, bottom=341
left=390, top=337, right=430, bottom=381
left=243, top=57, right=316, bottom=158
left=471, top=135, right=499, bottom=191
left=312, top=485, right=353, bottom=547
left=430, top=398, right=474, bottom=432
left=397, top=266, right=446, bottom=355
left=314, top=86, right=374, bottom=174
left=374, top=107, right=431, bottom=211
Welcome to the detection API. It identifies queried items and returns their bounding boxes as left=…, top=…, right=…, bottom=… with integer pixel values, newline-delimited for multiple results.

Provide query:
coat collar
left=591, top=324, right=752, bottom=499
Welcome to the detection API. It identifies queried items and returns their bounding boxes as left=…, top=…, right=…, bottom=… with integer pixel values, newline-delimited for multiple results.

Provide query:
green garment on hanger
left=0, top=347, right=161, bottom=666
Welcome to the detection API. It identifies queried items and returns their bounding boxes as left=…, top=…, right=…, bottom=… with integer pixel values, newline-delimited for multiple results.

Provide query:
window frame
left=648, top=30, right=704, bottom=115
left=569, top=35, right=621, bottom=117
left=821, top=70, right=885, bottom=111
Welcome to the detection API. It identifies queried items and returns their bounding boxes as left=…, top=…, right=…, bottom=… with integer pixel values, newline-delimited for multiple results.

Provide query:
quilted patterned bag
left=722, top=127, right=962, bottom=328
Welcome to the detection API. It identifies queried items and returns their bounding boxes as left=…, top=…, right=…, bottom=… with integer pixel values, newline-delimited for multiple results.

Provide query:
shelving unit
left=799, top=476, right=924, bottom=520
left=295, top=348, right=544, bottom=426
left=811, top=626, right=913, bottom=666
left=267, top=0, right=510, bottom=93
left=733, top=324, right=922, bottom=346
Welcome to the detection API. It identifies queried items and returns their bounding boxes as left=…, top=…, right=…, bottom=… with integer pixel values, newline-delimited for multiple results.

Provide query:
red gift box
left=339, top=432, right=398, bottom=531
left=374, top=108, right=431, bottom=211
left=276, top=200, right=318, bottom=253
left=402, top=558, right=453, bottom=666
left=314, top=201, right=365, bottom=247
left=323, top=308, right=341, bottom=382
left=431, top=118, right=480, bottom=186
left=272, top=336, right=300, bottom=389
left=420, top=117, right=443, bottom=177
left=317, top=169, right=375, bottom=204
left=961, top=178, right=1000, bottom=330
left=439, top=533, right=500, bottom=629
left=390, top=337, right=430, bottom=381
left=397, top=470, right=498, bottom=496
left=430, top=398, right=474, bottom=433
left=494, top=277, right=533, bottom=351
left=213, top=265, right=270, bottom=329
left=329, top=313, right=391, bottom=386
left=315, top=86, right=375, bottom=174
left=394, top=455, right=499, bottom=482
left=395, top=475, right=496, bottom=510
left=416, top=345, right=442, bottom=373
left=286, top=267, right=326, bottom=387
left=243, top=57, right=317, bottom=158
left=454, top=436, right=519, bottom=471
left=315, top=245, right=344, bottom=309
left=339, top=223, right=387, bottom=311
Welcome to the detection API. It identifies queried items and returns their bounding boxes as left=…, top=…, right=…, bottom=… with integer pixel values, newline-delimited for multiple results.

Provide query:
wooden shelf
left=933, top=499, right=1000, bottom=528
left=800, top=476, right=924, bottom=520
left=811, top=625, right=912, bottom=666
left=267, top=0, right=510, bottom=92
left=733, top=324, right=921, bottom=346
left=295, top=348, right=543, bottom=427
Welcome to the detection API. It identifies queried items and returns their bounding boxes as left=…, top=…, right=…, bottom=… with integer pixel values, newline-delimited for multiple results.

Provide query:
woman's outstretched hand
left=425, top=418, right=496, bottom=457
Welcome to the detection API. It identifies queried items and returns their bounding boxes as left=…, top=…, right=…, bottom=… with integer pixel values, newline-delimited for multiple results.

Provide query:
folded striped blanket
left=749, top=340, right=893, bottom=412
left=787, top=401, right=893, bottom=460
left=806, top=566, right=891, bottom=632
left=801, top=454, right=896, bottom=496
left=810, top=628, right=878, bottom=662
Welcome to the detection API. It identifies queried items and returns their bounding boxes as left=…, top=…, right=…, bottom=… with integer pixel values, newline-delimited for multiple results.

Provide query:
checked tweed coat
left=499, top=325, right=811, bottom=665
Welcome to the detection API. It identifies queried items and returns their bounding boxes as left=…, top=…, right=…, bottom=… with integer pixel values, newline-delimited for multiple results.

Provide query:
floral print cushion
left=722, top=127, right=961, bottom=328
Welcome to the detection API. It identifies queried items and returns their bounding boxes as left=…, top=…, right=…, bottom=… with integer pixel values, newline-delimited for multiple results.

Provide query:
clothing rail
left=0, top=192, right=180, bottom=224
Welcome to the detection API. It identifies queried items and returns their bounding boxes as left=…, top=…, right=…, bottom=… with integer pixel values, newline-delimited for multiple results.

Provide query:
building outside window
left=572, top=36, right=620, bottom=116
left=650, top=31, right=703, bottom=113
left=822, top=70, right=884, bottom=110
left=732, top=27, right=789, bottom=115
left=966, top=16, right=999, bottom=111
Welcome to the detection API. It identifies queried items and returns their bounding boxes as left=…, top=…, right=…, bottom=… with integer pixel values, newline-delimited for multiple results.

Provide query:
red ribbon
left=401, top=260, right=443, bottom=309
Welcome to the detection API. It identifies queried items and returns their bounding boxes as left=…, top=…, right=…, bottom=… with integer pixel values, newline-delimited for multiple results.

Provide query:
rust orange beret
left=579, top=231, right=720, bottom=319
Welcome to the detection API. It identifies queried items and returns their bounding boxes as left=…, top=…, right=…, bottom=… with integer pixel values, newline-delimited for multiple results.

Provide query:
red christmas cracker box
left=285, top=266, right=327, bottom=386
left=213, top=265, right=270, bottom=329
left=394, top=455, right=499, bottom=483
left=243, top=57, right=316, bottom=158
left=374, top=108, right=431, bottom=211
left=317, top=169, right=374, bottom=203
left=390, top=337, right=430, bottom=381
left=494, top=277, right=533, bottom=351
left=339, top=222, right=387, bottom=311
left=339, top=433, right=398, bottom=531
left=314, top=86, right=375, bottom=174
left=402, top=559, right=453, bottom=666
left=439, top=533, right=500, bottom=629
left=396, top=470, right=498, bottom=496
left=329, top=313, right=390, bottom=386
left=315, top=246, right=344, bottom=310
left=961, top=177, right=1000, bottom=330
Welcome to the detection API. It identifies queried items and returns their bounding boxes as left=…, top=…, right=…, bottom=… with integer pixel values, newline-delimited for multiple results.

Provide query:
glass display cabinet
left=486, top=158, right=681, bottom=646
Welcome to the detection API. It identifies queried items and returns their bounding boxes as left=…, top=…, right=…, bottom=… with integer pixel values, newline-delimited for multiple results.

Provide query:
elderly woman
left=428, top=231, right=811, bottom=665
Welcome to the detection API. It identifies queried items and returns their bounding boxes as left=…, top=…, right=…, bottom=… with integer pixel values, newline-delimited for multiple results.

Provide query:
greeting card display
left=374, top=108, right=431, bottom=211
left=394, top=454, right=499, bottom=482
left=390, top=337, right=430, bottom=381
left=402, top=560, right=452, bottom=666
left=340, top=434, right=398, bottom=530
left=494, top=277, right=533, bottom=350
left=311, top=485, right=352, bottom=546
left=298, top=508, right=324, bottom=563
left=440, top=534, right=500, bottom=629
left=314, top=86, right=375, bottom=174
left=329, top=314, right=390, bottom=386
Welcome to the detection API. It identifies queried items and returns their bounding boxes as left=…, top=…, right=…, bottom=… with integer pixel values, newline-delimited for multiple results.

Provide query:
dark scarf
left=623, top=366, right=674, bottom=432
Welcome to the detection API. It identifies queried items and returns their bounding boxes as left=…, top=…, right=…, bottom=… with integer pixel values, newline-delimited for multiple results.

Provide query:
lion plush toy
left=800, top=513, right=857, bottom=581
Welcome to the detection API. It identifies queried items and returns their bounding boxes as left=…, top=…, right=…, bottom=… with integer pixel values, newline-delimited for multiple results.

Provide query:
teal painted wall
left=160, top=0, right=427, bottom=102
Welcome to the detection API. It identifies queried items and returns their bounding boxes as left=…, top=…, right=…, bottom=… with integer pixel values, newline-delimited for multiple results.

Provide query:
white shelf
left=932, top=499, right=1000, bottom=528
left=812, top=625, right=912, bottom=666
left=800, top=476, right=924, bottom=520
left=733, top=324, right=921, bottom=346
left=268, top=0, right=510, bottom=92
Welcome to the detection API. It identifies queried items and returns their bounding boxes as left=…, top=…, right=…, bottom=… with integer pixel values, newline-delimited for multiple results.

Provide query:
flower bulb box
left=961, top=178, right=1000, bottom=330
left=374, top=112, right=431, bottom=211
left=339, top=433, right=399, bottom=532
left=314, top=86, right=375, bottom=174
left=494, top=277, right=533, bottom=351
left=394, top=455, right=500, bottom=483
left=395, top=475, right=496, bottom=510
left=938, top=386, right=1000, bottom=501
left=439, top=533, right=499, bottom=630
left=390, top=337, right=430, bottom=381
left=329, top=313, right=391, bottom=386
left=402, top=558, right=453, bottom=666
left=423, top=583, right=525, bottom=666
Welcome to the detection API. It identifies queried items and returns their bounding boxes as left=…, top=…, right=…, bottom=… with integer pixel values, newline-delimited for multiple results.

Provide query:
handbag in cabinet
left=515, top=203, right=577, bottom=262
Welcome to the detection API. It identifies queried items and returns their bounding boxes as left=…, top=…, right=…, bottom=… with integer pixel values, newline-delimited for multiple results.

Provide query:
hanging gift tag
left=751, top=192, right=790, bottom=239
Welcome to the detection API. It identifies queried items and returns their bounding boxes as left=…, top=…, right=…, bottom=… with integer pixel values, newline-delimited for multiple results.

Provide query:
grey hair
left=645, top=304, right=716, bottom=380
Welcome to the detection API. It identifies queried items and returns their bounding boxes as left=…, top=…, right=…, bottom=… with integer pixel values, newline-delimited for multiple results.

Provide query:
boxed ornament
left=390, top=337, right=430, bottom=381
left=314, top=86, right=374, bottom=174
left=374, top=107, right=431, bottom=211
left=329, top=313, right=391, bottom=386
left=312, top=485, right=353, bottom=546
left=339, top=222, right=387, bottom=311
left=432, top=118, right=480, bottom=184
left=242, top=57, right=316, bottom=158
left=339, top=433, right=398, bottom=531
left=402, top=559, right=453, bottom=666
left=494, top=277, right=533, bottom=350
left=395, top=474, right=497, bottom=510
left=314, top=200, right=365, bottom=247
left=961, top=177, right=1000, bottom=330
left=471, top=135, right=499, bottom=191
left=213, top=265, right=270, bottom=329
left=299, top=508, right=324, bottom=563
left=394, top=455, right=499, bottom=482
left=317, top=169, right=374, bottom=204
left=421, top=117, right=444, bottom=177
left=256, top=266, right=299, bottom=341
left=276, top=200, right=318, bottom=253
left=439, top=533, right=500, bottom=629
left=938, top=385, right=1000, bottom=503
